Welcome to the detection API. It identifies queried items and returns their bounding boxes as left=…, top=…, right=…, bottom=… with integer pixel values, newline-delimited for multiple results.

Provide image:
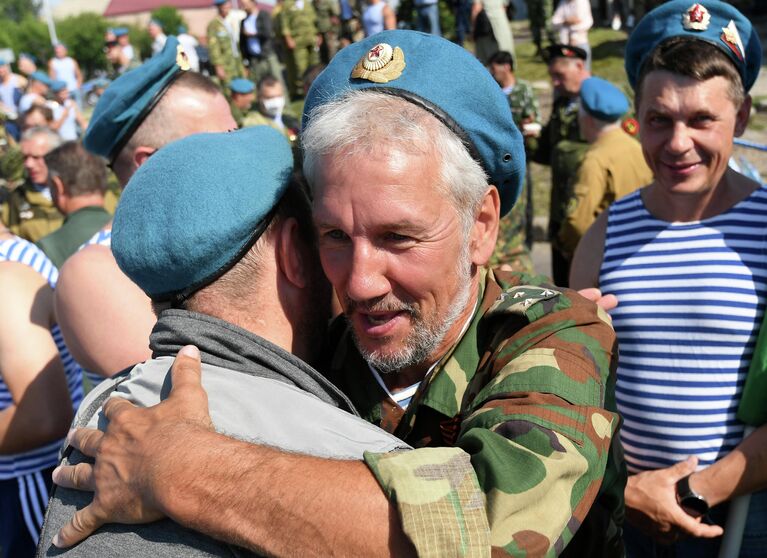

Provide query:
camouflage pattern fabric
left=0, top=126, right=23, bottom=191
left=1, top=182, right=64, bottom=242
left=558, top=128, right=652, bottom=257
left=314, top=0, right=341, bottom=62
left=492, top=80, right=540, bottom=274
left=280, top=0, right=320, bottom=98
left=525, top=0, right=555, bottom=51
left=326, top=267, right=626, bottom=557
left=207, top=17, right=246, bottom=85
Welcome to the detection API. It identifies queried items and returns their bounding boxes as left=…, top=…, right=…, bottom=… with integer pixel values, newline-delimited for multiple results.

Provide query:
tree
left=150, top=5, right=187, bottom=37
left=0, top=0, right=38, bottom=21
left=57, top=13, right=110, bottom=77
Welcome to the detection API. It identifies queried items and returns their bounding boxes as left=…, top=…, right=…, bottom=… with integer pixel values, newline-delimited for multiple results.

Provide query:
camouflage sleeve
left=206, top=23, right=226, bottom=67
left=365, top=286, right=618, bottom=557
left=557, top=153, right=606, bottom=257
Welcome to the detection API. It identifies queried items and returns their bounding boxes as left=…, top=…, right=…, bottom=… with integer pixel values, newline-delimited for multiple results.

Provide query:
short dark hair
left=488, top=50, right=514, bottom=71
left=45, top=141, right=107, bottom=197
left=22, top=105, right=54, bottom=126
left=257, top=74, right=281, bottom=92
left=637, top=37, right=745, bottom=108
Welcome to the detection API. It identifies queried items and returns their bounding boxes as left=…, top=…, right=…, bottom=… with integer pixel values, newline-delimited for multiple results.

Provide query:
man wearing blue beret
left=228, top=77, right=256, bottom=127
left=54, top=37, right=236, bottom=387
left=571, top=1, right=767, bottom=556
left=557, top=76, right=651, bottom=257
left=36, top=126, right=410, bottom=557
left=53, top=31, right=624, bottom=557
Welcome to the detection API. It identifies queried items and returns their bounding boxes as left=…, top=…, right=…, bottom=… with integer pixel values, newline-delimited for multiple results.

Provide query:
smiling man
left=570, top=1, right=767, bottom=556
left=53, top=31, right=623, bottom=557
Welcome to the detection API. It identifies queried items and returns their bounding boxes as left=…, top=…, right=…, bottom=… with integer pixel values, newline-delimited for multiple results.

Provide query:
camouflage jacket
left=1, top=182, right=63, bottom=243
left=491, top=80, right=540, bottom=273
left=279, top=0, right=319, bottom=48
left=207, top=17, right=245, bottom=83
left=314, top=0, right=341, bottom=34
left=325, top=267, right=626, bottom=557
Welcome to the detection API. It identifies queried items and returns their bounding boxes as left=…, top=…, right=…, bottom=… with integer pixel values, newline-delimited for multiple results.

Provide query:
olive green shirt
left=36, top=205, right=112, bottom=268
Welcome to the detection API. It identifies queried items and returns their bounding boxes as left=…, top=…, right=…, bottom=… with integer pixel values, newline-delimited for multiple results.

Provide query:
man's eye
left=325, top=230, right=348, bottom=241
left=385, top=232, right=412, bottom=242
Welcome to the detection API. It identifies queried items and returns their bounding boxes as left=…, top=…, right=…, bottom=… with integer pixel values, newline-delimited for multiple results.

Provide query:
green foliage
left=57, top=13, right=110, bottom=77
left=0, top=0, right=38, bottom=21
left=127, top=24, right=152, bottom=61
left=13, top=15, right=50, bottom=59
left=150, top=5, right=187, bottom=36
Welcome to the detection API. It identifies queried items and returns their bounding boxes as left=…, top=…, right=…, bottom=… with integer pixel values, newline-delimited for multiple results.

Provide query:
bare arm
left=54, top=244, right=153, bottom=377
left=53, top=347, right=415, bottom=556
left=0, top=262, right=73, bottom=453
left=569, top=209, right=608, bottom=290
left=383, top=5, right=396, bottom=30
left=74, top=60, right=83, bottom=88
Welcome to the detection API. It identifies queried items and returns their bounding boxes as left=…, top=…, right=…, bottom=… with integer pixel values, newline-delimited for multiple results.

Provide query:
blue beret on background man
left=230, top=78, right=255, bottom=95
left=303, top=30, right=526, bottom=216
left=84, top=35, right=191, bottom=162
left=50, top=80, right=67, bottom=94
left=625, top=0, right=761, bottom=91
left=29, top=70, right=52, bottom=86
left=112, top=126, right=293, bottom=303
left=579, top=77, right=628, bottom=123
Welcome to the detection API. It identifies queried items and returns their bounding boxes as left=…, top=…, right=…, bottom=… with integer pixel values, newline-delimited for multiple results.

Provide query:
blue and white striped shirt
left=0, top=236, right=84, bottom=479
left=83, top=227, right=112, bottom=248
left=600, top=187, right=767, bottom=473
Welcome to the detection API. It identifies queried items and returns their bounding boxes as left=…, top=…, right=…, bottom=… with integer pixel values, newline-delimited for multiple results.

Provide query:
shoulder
left=569, top=210, right=609, bottom=289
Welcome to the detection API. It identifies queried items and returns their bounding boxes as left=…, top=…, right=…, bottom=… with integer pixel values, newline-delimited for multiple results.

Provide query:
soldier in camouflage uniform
left=50, top=31, right=624, bottom=558
left=315, top=0, right=341, bottom=63
left=279, top=0, right=320, bottom=98
left=531, top=44, right=590, bottom=286
left=1, top=127, right=63, bottom=242
left=0, top=118, right=24, bottom=194
left=207, top=0, right=247, bottom=88
left=488, top=51, right=540, bottom=275
left=525, top=0, right=556, bottom=56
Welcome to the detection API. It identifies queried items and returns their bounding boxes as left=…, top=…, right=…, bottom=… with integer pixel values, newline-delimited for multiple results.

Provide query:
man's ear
left=51, top=175, right=66, bottom=208
left=132, top=146, right=157, bottom=170
left=470, top=185, right=501, bottom=266
left=274, top=217, right=308, bottom=289
left=734, top=94, right=752, bottom=138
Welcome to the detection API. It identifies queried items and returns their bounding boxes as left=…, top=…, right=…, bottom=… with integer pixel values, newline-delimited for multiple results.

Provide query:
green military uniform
left=279, top=0, right=320, bottom=98
left=531, top=94, right=588, bottom=286
left=525, top=0, right=555, bottom=54
left=492, top=79, right=539, bottom=274
left=325, top=267, right=626, bottom=557
left=314, top=0, right=341, bottom=63
left=207, top=16, right=246, bottom=87
left=229, top=100, right=247, bottom=128
left=558, top=128, right=652, bottom=257
left=1, top=183, right=63, bottom=242
left=0, top=128, right=23, bottom=192
left=36, top=205, right=112, bottom=268
left=242, top=111, right=300, bottom=146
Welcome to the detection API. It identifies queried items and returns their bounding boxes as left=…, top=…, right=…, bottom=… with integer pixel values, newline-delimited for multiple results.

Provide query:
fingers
left=52, top=504, right=105, bottom=548
left=577, top=287, right=602, bottom=302
left=52, top=462, right=95, bottom=491
left=170, top=345, right=203, bottom=394
left=595, top=294, right=618, bottom=312
left=102, top=396, right=138, bottom=423
left=670, top=455, right=699, bottom=480
left=67, top=428, right=104, bottom=458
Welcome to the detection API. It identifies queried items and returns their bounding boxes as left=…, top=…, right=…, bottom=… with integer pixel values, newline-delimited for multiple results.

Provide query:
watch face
left=680, top=496, right=708, bottom=518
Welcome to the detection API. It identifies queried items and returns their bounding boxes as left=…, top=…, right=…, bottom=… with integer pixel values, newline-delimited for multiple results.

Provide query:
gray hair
left=21, top=126, right=62, bottom=150
left=301, top=90, right=489, bottom=234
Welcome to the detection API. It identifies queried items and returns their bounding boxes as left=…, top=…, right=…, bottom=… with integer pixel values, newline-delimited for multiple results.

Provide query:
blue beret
left=50, top=80, right=68, bottom=93
left=178, top=25, right=187, bottom=34
left=112, top=126, right=294, bottom=302
left=303, top=30, right=525, bottom=217
left=213, top=0, right=228, bottom=5
left=113, top=27, right=129, bottom=37
left=0, top=58, right=7, bottom=66
left=29, top=71, right=51, bottom=86
left=84, top=36, right=189, bottom=161
left=230, top=78, right=255, bottom=94
left=625, top=0, right=761, bottom=92
left=19, top=52, right=36, bottom=62
left=579, top=77, right=628, bottom=122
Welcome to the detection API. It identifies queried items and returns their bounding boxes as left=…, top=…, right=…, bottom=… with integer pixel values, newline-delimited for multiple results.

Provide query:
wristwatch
left=676, top=474, right=709, bottom=518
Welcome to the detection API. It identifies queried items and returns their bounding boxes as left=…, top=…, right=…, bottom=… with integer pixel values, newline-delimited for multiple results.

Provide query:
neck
left=643, top=168, right=759, bottom=222
left=500, top=74, right=516, bottom=89
left=63, top=194, right=105, bottom=215
left=590, top=121, right=620, bottom=143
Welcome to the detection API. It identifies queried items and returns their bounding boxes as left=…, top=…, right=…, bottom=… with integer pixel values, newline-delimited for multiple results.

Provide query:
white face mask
left=262, top=96, right=285, bottom=117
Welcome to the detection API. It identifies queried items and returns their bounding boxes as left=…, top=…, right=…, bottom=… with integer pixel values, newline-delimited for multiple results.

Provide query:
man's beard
left=345, top=251, right=474, bottom=375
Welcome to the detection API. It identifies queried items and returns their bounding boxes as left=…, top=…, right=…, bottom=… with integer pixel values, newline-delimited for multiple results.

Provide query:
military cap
left=0, top=58, right=7, bottom=66
left=579, top=77, right=628, bottom=122
left=29, top=71, right=52, bottom=86
left=303, top=30, right=525, bottom=216
left=19, top=52, right=36, bottom=62
left=544, top=44, right=588, bottom=62
left=83, top=36, right=190, bottom=162
left=113, top=27, right=129, bottom=37
left=625, top=0, right=761, bottom=92
left=213, top=0, right=229, bottom=5
left=50, top=80, right=68, bottom=93
left=112, top=126, right=294, bottom=302
left=230, top=78, right=255, bottom=94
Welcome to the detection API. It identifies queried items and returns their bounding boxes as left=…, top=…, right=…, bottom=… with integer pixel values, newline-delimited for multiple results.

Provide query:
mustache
left=343, top=295, right=420, bottom=317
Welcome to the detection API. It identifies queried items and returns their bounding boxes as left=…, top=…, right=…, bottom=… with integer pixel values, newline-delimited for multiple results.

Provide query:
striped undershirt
left=0, top=237, right=84, bottom=479
left=600, top=187, right=767, bottom=473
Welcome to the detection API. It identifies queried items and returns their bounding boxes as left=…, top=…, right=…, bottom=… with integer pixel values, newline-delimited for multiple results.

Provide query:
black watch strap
left=676, top=474, right=709, bottom=518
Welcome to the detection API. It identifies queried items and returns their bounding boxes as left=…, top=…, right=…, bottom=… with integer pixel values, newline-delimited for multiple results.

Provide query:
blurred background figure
left=0, top=57, right=24, bottom=139
left=551, top=0, right=593, bottom=67
left=114, top=27, right=138, bottom=65
left=18, top=71, right=50, bottom=115
left=471, top=0, right=513, bottom=63
left=208, top=0, right=247, bottom=87
left=315, top=0, right=341, bottom=62
left=16, top=53, right=37, bottom=78
left=279, top=0, right=321, bottom=100
left=50, top=81, right=85, bottom=142
left=362, top=0, right=395, bottom=37
left=525, top=0, right=555, bottom=57
left=47, top=43, right=82, bottom=108
left=414, top=0, right=441, bottom=35
left=240, top=0, right=284, bottom=88
left=228, top=77, right=257, bottom=127
left=177, top=25, right=201, bottom=72
left=251, top=75, right=299, bottom=142
left=148, top=19, right=168, bottom=56
left=36, top=142, right=111, bottom=269
left=19, top=105, right=54, bottom=132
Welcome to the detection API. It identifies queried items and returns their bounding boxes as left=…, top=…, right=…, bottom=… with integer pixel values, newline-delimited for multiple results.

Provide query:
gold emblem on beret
left=351, top=43, right=405, bottom=84
left=176, top=45, right=191, bottom=71
left=721, top=20, right=745, bottom=62
left=682, top=3, right=710, bottom=31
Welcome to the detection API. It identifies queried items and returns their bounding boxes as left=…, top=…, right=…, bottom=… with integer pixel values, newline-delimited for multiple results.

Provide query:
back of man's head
left=45, top=141, right=107, bottom=199
left=488, top=50, right=514, bottom=72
